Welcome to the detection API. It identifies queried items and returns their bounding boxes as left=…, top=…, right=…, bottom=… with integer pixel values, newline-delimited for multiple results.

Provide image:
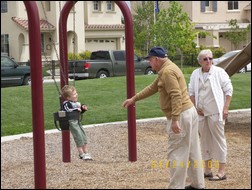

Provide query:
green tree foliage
left=133, top=2, right=197, bottom=57
left=224, top=19, right=251, bottom=49
left=154, top=1, right=197, bottom=57
left=133, top=2, right=155, bottom=56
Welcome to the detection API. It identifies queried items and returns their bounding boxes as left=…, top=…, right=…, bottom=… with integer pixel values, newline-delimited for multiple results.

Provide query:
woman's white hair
left=197, top=49, right=213, bottom=62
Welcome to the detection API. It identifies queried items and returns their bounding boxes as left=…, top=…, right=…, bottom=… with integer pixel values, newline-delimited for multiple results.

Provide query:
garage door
left=85, top=39, right=117, bottom=51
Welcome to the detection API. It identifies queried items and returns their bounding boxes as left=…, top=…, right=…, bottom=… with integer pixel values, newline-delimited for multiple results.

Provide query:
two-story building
left=1, top=1, right=251, bottom=62
left=1, top=1, right=125, bottom=62
left=130, top=1, right=251, bottom=52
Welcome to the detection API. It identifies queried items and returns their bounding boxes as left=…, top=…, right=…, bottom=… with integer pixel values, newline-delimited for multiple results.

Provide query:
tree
left=153, top=1, right=197, bottom=57
left=224, top=19, right=251, bottom=50
left=132, top=2, right=155, bottom=56
left=133, top=2, right=197, bottom=57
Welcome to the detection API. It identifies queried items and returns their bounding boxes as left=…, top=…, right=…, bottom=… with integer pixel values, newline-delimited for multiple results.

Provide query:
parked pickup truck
left=68, top=50, right=155, bottom=79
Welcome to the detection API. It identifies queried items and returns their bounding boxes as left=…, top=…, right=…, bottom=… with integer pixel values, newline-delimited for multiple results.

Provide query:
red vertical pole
left=115, top=1, right=137, bottom=162
left=24, top=1, right=46, bottom=189
left=60, top=1, right=136, bottom=162
left=59, top=1, right=77, bottom=162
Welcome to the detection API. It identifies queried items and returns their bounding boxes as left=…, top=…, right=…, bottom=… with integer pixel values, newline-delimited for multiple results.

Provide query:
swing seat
left=53, top=111, right=81, bottom=131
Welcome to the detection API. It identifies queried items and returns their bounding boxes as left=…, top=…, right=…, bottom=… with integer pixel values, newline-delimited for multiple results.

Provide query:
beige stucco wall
left=2, top=1, right=250, bottom=61
left=85, top=1, right=122, bottom=25
left=187, top=1, right=250, bottom=23
left=1, top=2, right=27, bottom=61
left=1, top=1, right=125, bottom=62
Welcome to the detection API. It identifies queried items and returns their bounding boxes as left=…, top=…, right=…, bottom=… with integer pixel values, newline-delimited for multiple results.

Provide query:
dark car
left=1, top=55, right=31, bottom=87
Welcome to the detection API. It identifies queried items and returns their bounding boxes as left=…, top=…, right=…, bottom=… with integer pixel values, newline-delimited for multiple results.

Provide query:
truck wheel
left=23, top=76, right=31, bottom=85
left=145, top=68, right=155, bottom=75
left=97, top=70, right=109, bottom=78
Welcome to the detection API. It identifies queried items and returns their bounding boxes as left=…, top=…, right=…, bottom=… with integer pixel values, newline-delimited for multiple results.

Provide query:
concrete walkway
left=43, top=75, right=74, bottom=84
left=1, top=108, right=250, bottom=143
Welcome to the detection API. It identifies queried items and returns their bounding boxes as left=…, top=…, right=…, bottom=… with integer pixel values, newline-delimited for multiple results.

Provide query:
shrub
left=79, top=50, right=92, bottom=60
left=211, top=47, right=226, bottom=58
left=68, top=52, right=82, bottom=60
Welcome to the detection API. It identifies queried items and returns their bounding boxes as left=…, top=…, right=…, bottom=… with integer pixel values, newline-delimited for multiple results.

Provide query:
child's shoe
left=79, top=153, right=92, bottom=160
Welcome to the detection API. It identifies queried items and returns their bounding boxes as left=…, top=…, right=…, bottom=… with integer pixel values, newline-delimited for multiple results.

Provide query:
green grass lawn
left=1, top=72, right=251, bottom=136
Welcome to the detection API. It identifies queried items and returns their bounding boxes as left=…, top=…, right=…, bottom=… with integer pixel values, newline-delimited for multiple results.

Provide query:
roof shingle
left=11, top=17, right=55, bottom=31
left=85, top=24, right=125, bottom=30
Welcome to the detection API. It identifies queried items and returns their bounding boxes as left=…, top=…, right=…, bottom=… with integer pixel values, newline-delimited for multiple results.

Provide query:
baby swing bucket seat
left=53, top=111, right=82, bottom=131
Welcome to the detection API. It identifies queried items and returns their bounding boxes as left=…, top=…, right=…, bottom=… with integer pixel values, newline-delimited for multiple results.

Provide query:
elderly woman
left=188, top=49, right=233, bottom=181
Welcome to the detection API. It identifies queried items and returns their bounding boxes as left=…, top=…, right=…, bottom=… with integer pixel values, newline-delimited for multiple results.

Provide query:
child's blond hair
left=61, top=85, right=76, bottom=99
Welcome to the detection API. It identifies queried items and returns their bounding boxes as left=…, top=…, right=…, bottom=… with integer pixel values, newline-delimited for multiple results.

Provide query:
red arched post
left=115, top=1, right=137, bottom=162
left=59, top=1, right=77, bottom=162
left=59, top=1, right=136, bottom=162
left=23, top=1, right=46, bottom=189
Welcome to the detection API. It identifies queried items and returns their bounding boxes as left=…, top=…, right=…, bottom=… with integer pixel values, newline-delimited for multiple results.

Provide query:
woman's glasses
left=203, top=57, right=213, bottom=61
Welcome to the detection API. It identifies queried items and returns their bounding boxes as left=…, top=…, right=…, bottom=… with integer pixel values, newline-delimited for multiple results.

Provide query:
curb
left=1, top=108, right=250, bottom=143
left=43, top=76, right=74, bottom=84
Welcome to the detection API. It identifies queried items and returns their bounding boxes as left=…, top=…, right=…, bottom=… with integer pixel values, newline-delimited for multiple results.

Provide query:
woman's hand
left=223, top=107, right=229, bottom=120
left=196, top=108, right=204, bottom=116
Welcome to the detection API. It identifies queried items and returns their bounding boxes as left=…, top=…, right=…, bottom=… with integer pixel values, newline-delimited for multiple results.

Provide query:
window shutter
left=200, top=1, right=206, bottom=12
left=213, top=1, right=217, bottom=12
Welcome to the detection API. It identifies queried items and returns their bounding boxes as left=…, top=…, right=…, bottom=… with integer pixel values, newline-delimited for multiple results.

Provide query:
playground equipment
left=23, top=1, right=135, bottom=188
left=54, top=111, right=83, bottom=131
left=216, top=41, right=251, bottom=77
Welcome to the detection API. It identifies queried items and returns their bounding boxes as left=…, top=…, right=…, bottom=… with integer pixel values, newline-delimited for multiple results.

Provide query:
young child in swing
left=61, top=85, right=92, bottom=160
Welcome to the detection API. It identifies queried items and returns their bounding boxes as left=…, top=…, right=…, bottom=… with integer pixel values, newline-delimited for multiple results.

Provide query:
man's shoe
left=204, top=172, right=213, bottom=178
left=185, top=185, right=204, bottom=189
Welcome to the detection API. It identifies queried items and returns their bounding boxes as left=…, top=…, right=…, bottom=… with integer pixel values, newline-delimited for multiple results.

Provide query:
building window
left=1, top=34, right=9, bottom=55
left=93, top=1, right=101, bottom=11
left=228, top=1, right=239, bottom=10
left=1, top=1, right=7, bottom=13
left=201, top=1, right=217, bottom=12
left=106, top=1, right=114, bottom=11
left=205, top=1, right=213, bottom=11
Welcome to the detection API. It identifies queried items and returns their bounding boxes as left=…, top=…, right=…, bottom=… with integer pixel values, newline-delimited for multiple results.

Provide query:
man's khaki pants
left=166, top=107, right=205, bottom=189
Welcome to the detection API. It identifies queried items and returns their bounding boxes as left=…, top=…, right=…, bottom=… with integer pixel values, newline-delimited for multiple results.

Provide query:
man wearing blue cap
left=122, top=46, right=205, bottom=189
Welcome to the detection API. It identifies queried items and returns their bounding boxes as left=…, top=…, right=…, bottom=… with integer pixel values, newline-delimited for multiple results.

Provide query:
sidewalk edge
left=2, top=108, right=250, bottom=143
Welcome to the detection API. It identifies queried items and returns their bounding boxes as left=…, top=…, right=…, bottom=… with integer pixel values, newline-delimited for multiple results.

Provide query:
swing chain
left=41, top=2, right=82, bottom=131
left=40, top=1, right=71, bottom=95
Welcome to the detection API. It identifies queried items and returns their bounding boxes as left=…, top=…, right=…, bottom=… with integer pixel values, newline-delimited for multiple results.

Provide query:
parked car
left=1, top=55, right=31, bottom=87
left=239, top=62, right=251, bottom=73
left=213, top=50, right=251, bottom=73
left=213, top=50, right=241, bottom=65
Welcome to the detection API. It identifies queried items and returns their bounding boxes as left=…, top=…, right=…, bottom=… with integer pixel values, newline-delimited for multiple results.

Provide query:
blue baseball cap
left=143, top=46, right=168, bottom=59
